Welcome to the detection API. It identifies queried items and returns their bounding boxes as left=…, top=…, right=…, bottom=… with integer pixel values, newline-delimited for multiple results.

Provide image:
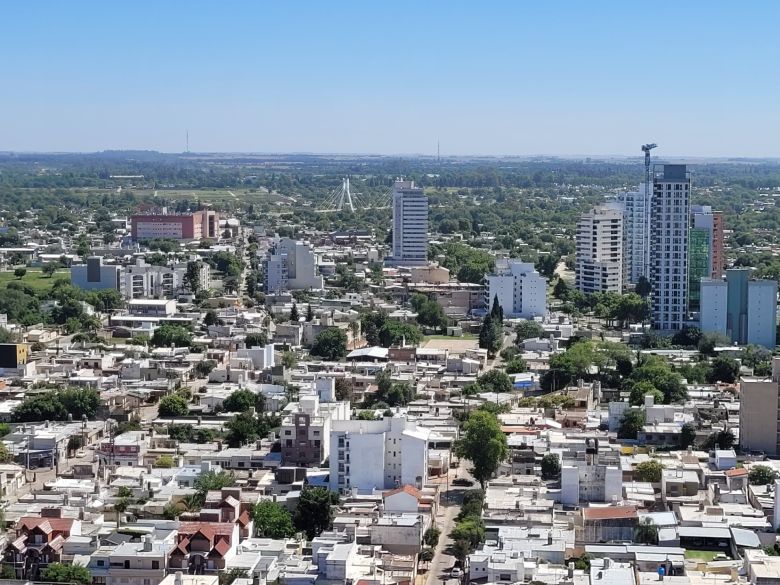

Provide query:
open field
left=0, top=269, right=70, bottom=292
left=423, top=337, right=479, bottom=352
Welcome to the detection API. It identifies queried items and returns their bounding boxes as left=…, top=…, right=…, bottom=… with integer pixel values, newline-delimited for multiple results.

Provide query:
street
left=424, top=458, right=476, bottom=585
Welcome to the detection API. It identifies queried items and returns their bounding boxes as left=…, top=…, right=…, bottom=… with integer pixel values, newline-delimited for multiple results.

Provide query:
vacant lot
left=0, top=269, right=70, bottom=292
left=422, top=337, right=479, bottom=352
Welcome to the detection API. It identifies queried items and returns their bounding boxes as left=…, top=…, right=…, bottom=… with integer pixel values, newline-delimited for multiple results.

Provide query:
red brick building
left=131, top=210, right=219, bottom=241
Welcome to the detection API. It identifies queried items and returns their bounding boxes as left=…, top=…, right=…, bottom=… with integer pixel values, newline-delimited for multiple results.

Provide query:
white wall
left=748, top=280, right=778, bottom=349
left=700, top=280, right=728, bottom=335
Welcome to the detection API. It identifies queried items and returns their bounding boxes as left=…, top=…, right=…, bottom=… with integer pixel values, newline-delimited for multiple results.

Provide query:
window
left=124, top=561, right=130, bottom=569
left=97, top=560, right=105, bottom=567
left=151, top=561, right=159, bottom=570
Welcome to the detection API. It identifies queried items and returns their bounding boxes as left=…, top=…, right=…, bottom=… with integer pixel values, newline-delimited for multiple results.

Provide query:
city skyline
left=2, top=2, right=780, bottom=156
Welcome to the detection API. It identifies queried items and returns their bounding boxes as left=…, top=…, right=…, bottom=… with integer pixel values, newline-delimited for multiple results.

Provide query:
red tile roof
left=18, top=516, right=75, bottom=534
left=383, top=485, right=422, bottom=500
left=725, top=468, right=748, bottom=478
left=212, top=539, right=231, bottom=558
left=237, top=510, right=251, bottom=527
left=178, top=522, right=234, bottom=537
left=582, top=506, right=638, bottom=521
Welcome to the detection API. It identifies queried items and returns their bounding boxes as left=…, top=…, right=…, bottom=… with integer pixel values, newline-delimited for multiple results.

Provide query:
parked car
left=452, top=477, right=474, bottom=486
left=451, top=568, right=463, bottom=579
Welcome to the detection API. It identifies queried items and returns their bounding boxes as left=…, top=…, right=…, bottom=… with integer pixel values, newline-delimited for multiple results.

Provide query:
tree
left=225, top=412, right=261, bottom=447
left=423, top=526, right=441, bottom=547
left=679, top=423, right=697, bottom=449
left=378, top=320, right=423, bottom=347
left=410, top=294, right=448, bottom=330
left=455, top=410, right=508, bottom=489
left=219, top=569, right=249, bottom=585
left=335, top=378, right=352, bottom=401
left=154, top=455, right=175, bottom=468
left=478, top=312, right=503, bottom=357
left=158, top=394, right=189, bottom=417
left=151, top=324, right=193, bottom=348
left=195, top=360, right=217, bottom=378
left=245, top=332, right=268, bottom=348
left=281, top=351, right=297, bottom=369
left=634, top=459, right=663, bottom=483
left=627, top=356, right=687, bottom=403
left=515, top=320, right=545, bottom=342
left=541, top=453, right=561, bottom=480
left=535, top=253, right=560, bottom=279
left=505, top=357, right=527, bottom=374
left=628, top=381, right=664, bottom=406
left=634, top=518, right=659, bottom=545
left=223, top=389, right=257, bottom=413
left=40, top=563, right=91, bottom=585
left=450, top=518, right=485, bottom=559
left=708, top=355, right=740, bottom=384
left=698, top=332, right=731, bottom=356
left=204, top=310, right=219, bottom=326
left=184, top=261, right=202, bottom=294
left=294, top=486, right=337, bottom=540
left=672, top=327, right=702, bottom=348
left=194, top=470, right=236, bottom=496
left=13, top=268, right=26, bottom=280
left=0, top=443, right=11, bottom=464
left=306, top=304, right=314, bottom=322
left=635, top=276, right=651, bottom=298
left=42, top=263, right=58, bottom=278
left=290, top=303, right=300, bottom=323
left=715, top=428, right=735, bottom=450
left=419, top=547, right=435, bottom=564
left=476, top=369, right=513, bottom=394
left=252, top=500, right=296, bottom=538
left=749, top=465, right=779, bottom=486
left=310, top=328, right=348, bottom=360
left=617, top=409, right=645, bottom=440
left=553, top=278, right=570, bottom=301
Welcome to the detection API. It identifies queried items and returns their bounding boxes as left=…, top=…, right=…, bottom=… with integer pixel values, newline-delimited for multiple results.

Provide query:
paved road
left=425, top=459, right=476, bottom=585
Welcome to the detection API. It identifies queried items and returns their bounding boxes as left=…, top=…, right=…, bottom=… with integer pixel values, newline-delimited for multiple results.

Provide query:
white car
left=451, top=568, right=462, bottom=579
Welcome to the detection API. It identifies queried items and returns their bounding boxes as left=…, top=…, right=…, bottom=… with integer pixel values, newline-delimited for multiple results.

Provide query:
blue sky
left=2, top=1, right=779, bottom=156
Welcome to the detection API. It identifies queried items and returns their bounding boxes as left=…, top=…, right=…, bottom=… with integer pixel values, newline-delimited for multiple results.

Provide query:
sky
left=2, top=1, right=780, bottom=157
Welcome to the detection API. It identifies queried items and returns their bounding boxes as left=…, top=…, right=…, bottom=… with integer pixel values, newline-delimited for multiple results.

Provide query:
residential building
left=121, top=258, right=210, bottom=299
left=90, top=536, right=172, bottom=585
left=700, top=268, right=777, bottom=349
left=71, top=256, right=121, bottom=291
left=687, top=226, right=710, bottom=312
left=279, top=395, right=349, bottom=466
left=6, top=509, right=81, bottom=580
left=689, top=205, right=726, bottom=311
left=650, top=164, right=691, bottom=331
left=131, top=209, right=219, bottom=241
left=560, top=439, right=621, bottom=506
left=0, top=344, right=28, bottom=369
left=388, top=179, right=428, bottom=266
left=329, top=416, right=431, bottom=494
left=577, top=506, right=638, bottom=544
left=617, top=182, right=651, bottom=284
left=575, top=204, right=624, bottom=294
left=691, top=205, right=725, bottom=279
left=265, top=238, right=324, bottom=292
left=169, top=522, right=238, bottom=574
left=485, top=259, right=547, bottom=318
left=740, top=357, right=780, bottom=455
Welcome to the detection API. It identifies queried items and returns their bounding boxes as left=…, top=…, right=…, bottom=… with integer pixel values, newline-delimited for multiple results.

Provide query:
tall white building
left=485, top=259, right=547, bottom=318
left=388, top=180, right=428, bottom=266
left=575, top=204, right=624, bottom=294
left=329, top=416, right=430, bottom=494
left=618, top=183, right=651, bottom=284
left=650, top=165, right=691, bottom=331
left=700, top=268, right=778, bottom=349
left=265, top=238, right=324, bottom=292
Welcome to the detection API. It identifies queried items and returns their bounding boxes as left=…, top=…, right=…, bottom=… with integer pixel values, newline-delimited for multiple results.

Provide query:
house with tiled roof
left=169, top=522, right=238, bottom=574
left=5, top=508, right=81, bottom=580
left=200, top=487, right=256, bottom=539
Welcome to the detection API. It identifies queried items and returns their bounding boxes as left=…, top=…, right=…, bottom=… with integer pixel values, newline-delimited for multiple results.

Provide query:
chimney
left=143, top=535, right=153, bottom=552
left=252, top=573, right=260, bottom=585
left=567, top=562, right=574, bottom=578
left=175, top=572, right=183, bottom=585
left=547, top=533, right=553, bottom=546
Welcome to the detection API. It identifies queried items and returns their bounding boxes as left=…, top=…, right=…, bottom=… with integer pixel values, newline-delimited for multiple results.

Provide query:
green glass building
left=688, top=228, right=711, bottom=312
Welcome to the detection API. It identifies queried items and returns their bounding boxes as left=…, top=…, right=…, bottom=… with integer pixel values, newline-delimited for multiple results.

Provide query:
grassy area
left=0, top=269, right=70, bottom=292
left=684, top=550, right=721, bottom=561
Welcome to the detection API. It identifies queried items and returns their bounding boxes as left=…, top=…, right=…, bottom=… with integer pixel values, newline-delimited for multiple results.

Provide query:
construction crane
left=641, top=143, right=657, bottom=186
